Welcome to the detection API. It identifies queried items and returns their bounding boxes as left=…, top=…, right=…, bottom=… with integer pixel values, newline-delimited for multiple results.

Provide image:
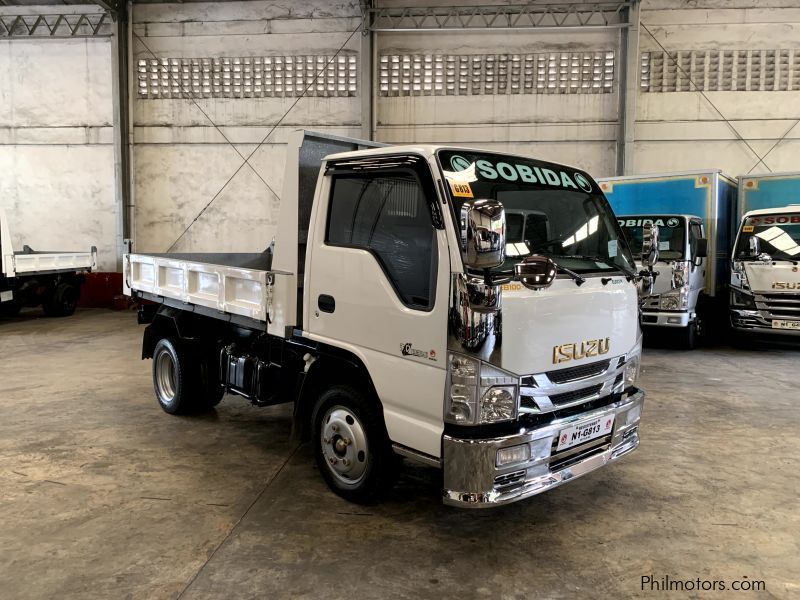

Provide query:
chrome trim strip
left=392, top=443, right=442, bottom=468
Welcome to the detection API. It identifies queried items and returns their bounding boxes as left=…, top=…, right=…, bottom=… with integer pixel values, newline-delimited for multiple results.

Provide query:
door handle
left=318, top=294, right=336, bottom=313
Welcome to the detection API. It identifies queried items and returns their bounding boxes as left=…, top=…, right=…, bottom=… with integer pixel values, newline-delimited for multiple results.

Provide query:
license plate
left=772, top=320, right=800, bottom=330
left=556, top=415, right=615, bottom=451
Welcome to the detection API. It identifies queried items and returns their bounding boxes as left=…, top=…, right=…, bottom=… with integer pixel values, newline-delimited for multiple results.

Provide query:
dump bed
left=125, top=252, right=273, bottom=322
left=124, top=130, right=386, bottom=332
left=1, top=209, right=96, bottom=278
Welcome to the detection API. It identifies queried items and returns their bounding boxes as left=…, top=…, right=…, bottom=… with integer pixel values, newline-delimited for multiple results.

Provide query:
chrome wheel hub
left=321, top=406, right=368, bottom=485
left=155, top=351, right=177, bottom=402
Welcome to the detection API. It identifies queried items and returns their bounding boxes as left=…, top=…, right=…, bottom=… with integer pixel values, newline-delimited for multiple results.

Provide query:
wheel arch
left=292, top=344, right=384, bottom=442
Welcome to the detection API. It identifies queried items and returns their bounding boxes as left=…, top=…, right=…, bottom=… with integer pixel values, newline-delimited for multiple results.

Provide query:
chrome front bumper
left=730, top=309, right=800, bottom=337
left=442, top=390, right=644, bottom=508
left=641, top=310, right=693, bottom=328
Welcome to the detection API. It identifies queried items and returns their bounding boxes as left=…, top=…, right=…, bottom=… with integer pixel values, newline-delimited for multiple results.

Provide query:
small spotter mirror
left=514, top=255, right=557, bottom=290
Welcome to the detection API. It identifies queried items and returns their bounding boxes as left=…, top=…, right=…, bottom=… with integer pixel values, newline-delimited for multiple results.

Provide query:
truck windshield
left=735, top=213, right=800, bottom=261
left=618, top=216, right=686, bottom=261
left=437, top=150, right=635, bottom=275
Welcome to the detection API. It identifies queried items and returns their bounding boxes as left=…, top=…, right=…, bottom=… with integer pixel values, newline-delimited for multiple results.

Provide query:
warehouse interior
left=1, top=0, right=798, bottom=598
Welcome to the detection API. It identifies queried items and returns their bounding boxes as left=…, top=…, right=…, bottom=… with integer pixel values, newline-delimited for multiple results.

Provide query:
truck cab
left=617, top=214, right=708, bottom=346
left=126, top=132, right=649, bottom=507
left=730, top=205, right=800, bottom=335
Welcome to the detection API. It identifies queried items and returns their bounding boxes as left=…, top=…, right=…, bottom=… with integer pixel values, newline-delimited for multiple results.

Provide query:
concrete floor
left=0, top=309, right=798, bottom=599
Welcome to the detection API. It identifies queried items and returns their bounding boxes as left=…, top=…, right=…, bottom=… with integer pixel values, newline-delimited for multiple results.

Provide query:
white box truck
left=730, top=172, right=800, bottom=337
left=124, top=131, right=653, bottom=507
left=0, top=209, right=97, bottom=318
left=598, top=171, right=737, bottom=348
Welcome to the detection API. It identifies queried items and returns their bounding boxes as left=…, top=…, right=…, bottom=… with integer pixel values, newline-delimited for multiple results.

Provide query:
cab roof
left=743, top=205, right=800, bottom=217
left=323, top=144, right=586, bottom=173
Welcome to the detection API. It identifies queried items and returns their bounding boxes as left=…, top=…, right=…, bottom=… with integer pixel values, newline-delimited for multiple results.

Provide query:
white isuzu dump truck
left=0, top=209, right=97, bottom=318
left=124, top=131, right=652, bottom=507
left=730, top=172, right=800, bottom=337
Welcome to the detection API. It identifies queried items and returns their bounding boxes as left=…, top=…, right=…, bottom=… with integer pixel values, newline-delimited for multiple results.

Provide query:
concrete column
left=617, top=0, right=640, bottom=175
left=110, top=3, right=131, bottom=268
left=360, top=10, right=374, bottom=140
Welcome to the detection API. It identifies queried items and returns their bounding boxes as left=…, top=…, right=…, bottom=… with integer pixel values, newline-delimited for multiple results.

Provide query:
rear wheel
left=312, top=385, right=396, bottom=503
left=0, top=301, right=21, bottom=318
left=43, top=283, right=79, bottom=317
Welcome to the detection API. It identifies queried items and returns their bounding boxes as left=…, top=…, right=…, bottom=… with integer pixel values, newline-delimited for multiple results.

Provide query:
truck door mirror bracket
left=460, top=199, right=506, bottom=270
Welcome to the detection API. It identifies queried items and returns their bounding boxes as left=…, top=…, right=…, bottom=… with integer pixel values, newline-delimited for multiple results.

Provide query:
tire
left=312, top=385, right=397, bottom=504
left=680, top=320, right=698, bottom=350
left=152, top=337, right=196, bottom=414
left=197, top=352, right=225, bottom=408
left=0, top=301, right=21, bottom=318
left=43, top=283, right=79, bottom=317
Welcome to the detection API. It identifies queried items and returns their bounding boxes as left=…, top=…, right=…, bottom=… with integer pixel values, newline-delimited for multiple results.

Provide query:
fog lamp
left=496, top=443, right=531, bottom=467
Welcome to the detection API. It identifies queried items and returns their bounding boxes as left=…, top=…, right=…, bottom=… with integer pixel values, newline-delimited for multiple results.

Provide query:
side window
left=689, top=222, right=703, bottom=259
left=326, top=173, right=437, bottom=310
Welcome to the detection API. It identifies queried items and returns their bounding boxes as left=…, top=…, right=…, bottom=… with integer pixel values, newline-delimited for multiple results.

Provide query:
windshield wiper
left=550, top=259, right=586, bottom=287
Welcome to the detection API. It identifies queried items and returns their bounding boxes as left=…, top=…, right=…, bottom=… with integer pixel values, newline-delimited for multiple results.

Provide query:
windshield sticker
left=748, top=214, right=800, bottom=225
left=659, top=241, right=670, bottom=251
left=449, top=180, right=474, bottom=198
left=619, top=218, right=680, bottom=228
left=446, top=155, right=593, bottom=192
left=742, top=225, right=754, bottom=233
left=607, top=239, right=618, bottom=257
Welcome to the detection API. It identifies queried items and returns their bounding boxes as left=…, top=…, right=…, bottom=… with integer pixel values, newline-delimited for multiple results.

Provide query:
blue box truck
left=730, top=172, right=800, bottom=337
left=598, top=171, right=737, bottom=348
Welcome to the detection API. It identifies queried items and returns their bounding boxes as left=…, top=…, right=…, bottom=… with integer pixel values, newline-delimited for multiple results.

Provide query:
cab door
left=304, top=154, right=451, bottom=458
left=688, top=219, right=707, bottom=299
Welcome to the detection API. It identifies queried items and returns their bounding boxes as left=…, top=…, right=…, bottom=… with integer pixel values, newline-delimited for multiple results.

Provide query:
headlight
left=659, top=290, right=687, bottom=311
left=671, top=261, right=689, bottom=289
left=622, top=339, right=642, bottom=390
left=624, top=355, right=640, bottom=389
left=730, top=287, right=756, bottom=309
left=445, top=353, right=518, bottom=425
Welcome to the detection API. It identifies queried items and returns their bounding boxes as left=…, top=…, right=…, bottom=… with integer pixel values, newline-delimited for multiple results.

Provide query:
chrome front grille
left=519, top=356, right=626, bottom=414
left=544, top=359, right=611, bottom=384
left=549, top=384, right=603, bottom=406
left=756, top=293, right=800, bottom=320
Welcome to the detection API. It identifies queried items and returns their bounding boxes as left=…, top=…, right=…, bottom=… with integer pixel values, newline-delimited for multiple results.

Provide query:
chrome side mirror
left=461, top=199, right=506, bottom=270
left=749, top=235, right=760, bottom=256
left=641, top=222, right=660, bottom=267
left=638, top=273, right=655, bottom=297
left=514, top=255, right=557, bottom=290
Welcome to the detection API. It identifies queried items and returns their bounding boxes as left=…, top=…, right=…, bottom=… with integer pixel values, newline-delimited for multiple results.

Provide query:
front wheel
left=679, top=320, right=699, bottom=350
left=312, top=386, right=396, bottom=503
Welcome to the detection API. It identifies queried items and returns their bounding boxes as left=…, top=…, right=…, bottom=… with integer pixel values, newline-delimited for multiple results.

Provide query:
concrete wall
left=636, top=0, right=800, bottom=177
left=0, top=7, right=116, bottom=271
left=131, top=0, right=362, bottom=254
left=375, top=28, right=621, bottom=177
left=5, top=0, right=799, bottom=270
